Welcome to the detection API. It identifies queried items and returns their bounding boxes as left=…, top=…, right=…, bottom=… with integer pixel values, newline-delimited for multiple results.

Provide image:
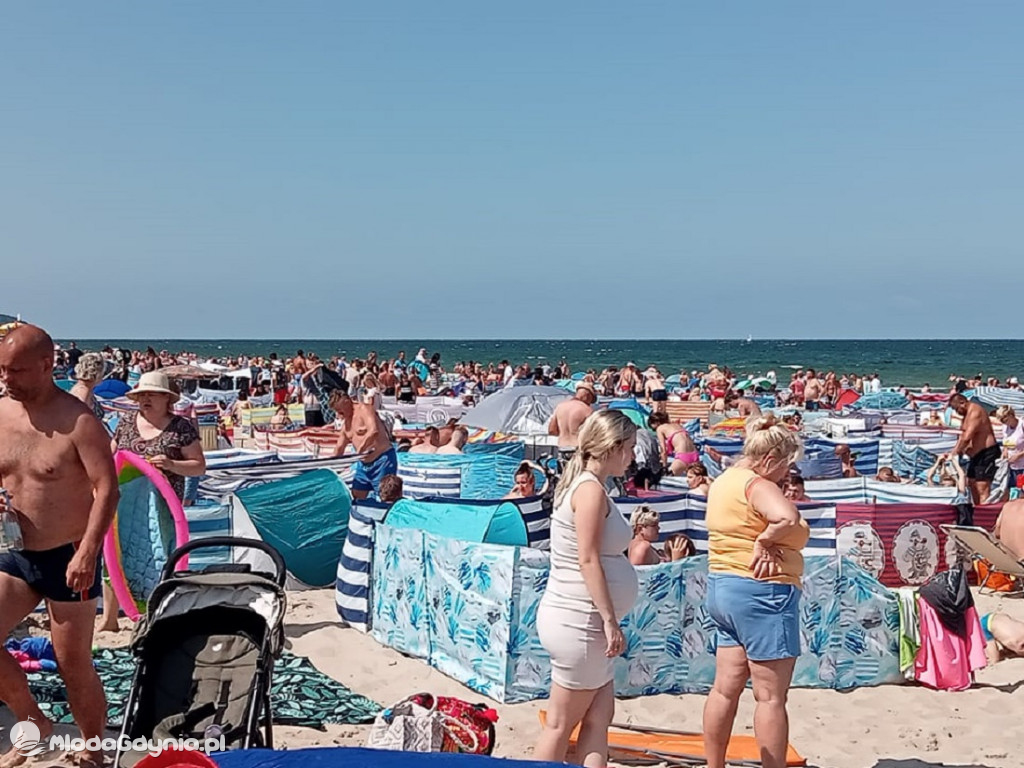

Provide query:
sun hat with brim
left=576, top=381, right=597, bottom=397
left=127, top=371, right=179, bottom=400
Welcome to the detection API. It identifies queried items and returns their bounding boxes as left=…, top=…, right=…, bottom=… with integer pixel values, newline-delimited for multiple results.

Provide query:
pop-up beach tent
left=229, top=469, right=352, bottom=588
left=460, top=385, right=569, bottom=434
left=385, top=497, right=528, bottom=546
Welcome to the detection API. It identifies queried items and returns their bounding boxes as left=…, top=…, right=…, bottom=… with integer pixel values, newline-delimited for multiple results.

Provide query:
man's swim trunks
left=351, top=447, right=399, bottom=496
left=0, top=542, right=102, bottom=601
left=967, top=444, right=1001, bottom=482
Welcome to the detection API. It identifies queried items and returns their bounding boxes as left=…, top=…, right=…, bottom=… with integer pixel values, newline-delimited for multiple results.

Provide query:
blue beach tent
left=385, top=497, right=528, bottom=546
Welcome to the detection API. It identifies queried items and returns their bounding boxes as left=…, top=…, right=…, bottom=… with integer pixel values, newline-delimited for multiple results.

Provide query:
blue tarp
left=236, top=469, right=351, bottom=587
left=386, top=497, right=528, bottom=546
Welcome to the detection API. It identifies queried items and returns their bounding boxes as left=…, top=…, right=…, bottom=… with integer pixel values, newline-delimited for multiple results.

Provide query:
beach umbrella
left=94, top=379, right=131, bottom=399
left=159, top=364, right=218, bottom=380
left=459, top=385, right=570, bottom=434
left=735, top=376, right=772, bottom=391
left=0, top=321, right=23, bottom=339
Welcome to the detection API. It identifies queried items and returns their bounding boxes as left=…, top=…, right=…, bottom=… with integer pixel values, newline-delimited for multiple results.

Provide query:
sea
left=64, top=339, right=1024, bottom=388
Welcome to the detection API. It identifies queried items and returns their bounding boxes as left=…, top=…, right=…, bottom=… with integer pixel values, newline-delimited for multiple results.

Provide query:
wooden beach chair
left=538, top=712, right=806, bottom=767
left=941, top=525, right=1024, bottom=594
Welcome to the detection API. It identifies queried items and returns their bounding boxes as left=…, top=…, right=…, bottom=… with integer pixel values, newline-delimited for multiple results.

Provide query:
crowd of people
left=5, top=327, right=1024, bottom=768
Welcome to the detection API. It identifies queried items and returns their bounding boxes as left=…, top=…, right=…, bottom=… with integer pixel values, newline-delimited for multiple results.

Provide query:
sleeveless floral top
left=113, top=414, right=200, bottom=501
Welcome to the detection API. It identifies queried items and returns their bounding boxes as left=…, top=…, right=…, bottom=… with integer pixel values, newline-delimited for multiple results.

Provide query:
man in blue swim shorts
left=329, top=388, right=398, bottom=500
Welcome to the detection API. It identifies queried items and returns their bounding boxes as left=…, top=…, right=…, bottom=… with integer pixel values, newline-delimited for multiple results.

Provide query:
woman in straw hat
left=99, top=371, right=206, bottom=631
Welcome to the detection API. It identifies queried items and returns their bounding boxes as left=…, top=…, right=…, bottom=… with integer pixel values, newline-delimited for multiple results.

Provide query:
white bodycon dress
left=537, top=471, right=639, bottom=690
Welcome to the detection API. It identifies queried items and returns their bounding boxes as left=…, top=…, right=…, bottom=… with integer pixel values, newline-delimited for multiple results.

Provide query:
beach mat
left=25, top=648, right=380, bottom=729
left=214, top=747, right=566, bottom=768
left=540, top=711, right=806, bottom=767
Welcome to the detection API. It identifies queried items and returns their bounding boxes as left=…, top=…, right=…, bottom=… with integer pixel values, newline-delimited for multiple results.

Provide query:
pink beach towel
left=914, top=601, right=987, bottom=691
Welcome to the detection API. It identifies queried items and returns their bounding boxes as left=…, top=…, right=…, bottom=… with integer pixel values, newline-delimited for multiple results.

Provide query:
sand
left=3, top=590, right=1022, bottom=768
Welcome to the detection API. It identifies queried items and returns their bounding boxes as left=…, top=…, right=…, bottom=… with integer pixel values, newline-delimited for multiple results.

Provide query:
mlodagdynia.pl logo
left=10, top=720, right=45, bottom=757
left=10, top=720, right=225, bottom=757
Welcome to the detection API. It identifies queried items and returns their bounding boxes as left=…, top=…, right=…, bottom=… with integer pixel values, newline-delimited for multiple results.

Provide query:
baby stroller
left=114, top=537, right=288, bottom=768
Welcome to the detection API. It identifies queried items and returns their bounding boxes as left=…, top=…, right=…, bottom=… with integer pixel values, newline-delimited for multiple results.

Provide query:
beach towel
left=25, top=648, right=380, bottom=728
left=5, top=637, right=59, bottom=673
left=895, top=588, right=920, bottom=675
left=914, top=601, right=987, bottom=691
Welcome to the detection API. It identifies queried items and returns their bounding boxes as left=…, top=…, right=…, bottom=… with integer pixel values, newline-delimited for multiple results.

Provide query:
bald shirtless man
left=329, top=388, right=397, bottom=500
left=0, top=325, right=117, bottom=768
left=548, top=382, right=596, bottom=450
left=948, top=393, right=1000, bottom=504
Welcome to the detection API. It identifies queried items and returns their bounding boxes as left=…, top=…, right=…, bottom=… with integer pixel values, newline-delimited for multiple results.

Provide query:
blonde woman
left=628, top=506, right=661, bottom=565
left=535, top=410, right=639, bottom=768
left=995, top=405, right=1024, bottom=488
left=703, top=413, right=809, bottom=768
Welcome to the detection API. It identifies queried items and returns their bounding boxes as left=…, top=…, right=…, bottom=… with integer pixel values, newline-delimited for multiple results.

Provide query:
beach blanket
left=25, top=649, right=380, bottom=729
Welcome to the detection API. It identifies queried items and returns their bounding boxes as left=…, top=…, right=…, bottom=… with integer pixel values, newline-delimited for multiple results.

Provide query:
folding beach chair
left=940, top=525, right=1024, bottom=594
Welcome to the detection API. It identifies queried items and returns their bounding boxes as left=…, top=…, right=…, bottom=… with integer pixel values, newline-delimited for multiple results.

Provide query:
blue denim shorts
left=706, top=573, right=801, bottom=661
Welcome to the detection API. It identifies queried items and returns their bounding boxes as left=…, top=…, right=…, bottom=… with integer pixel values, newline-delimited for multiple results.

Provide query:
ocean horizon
left=61, top=338, right=1024, bottom=388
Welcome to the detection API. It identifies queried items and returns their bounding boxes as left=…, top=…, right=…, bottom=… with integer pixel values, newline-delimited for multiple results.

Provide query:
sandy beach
left=2, top=588, right=1020, bottom=768
left=278, top=589, right=1024, bottom=768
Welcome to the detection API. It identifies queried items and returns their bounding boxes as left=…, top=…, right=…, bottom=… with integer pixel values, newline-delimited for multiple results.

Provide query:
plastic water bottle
left=0, top=489, right=24, bottom=552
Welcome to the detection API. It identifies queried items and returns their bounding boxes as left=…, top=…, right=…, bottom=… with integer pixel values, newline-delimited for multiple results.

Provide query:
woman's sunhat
left=127, top=371, right=179, bottom=400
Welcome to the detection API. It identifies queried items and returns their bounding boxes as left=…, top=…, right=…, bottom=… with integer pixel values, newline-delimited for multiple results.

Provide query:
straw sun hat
left=127, top=371, right=179, bottom=400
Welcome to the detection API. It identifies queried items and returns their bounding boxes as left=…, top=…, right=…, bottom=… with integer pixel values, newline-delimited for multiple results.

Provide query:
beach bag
left=919, top=567, right=973, bottom=638
left=409, top=693, right=498, bottom=755
left=974, top=559, right=1018, bottom=593
left=366, top=694, right=478, bottom=753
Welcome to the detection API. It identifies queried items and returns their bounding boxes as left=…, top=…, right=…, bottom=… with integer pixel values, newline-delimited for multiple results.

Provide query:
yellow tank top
left=706, top=466, right=810, bottom=587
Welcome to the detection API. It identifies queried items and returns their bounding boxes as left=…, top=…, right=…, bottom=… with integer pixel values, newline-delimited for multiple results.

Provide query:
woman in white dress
left=534, top=409, right=639, bottom=767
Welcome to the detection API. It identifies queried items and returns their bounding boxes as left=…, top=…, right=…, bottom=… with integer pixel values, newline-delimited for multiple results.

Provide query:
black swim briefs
left=966, top=444, right=1001, bottom=482
left=0, top=542, right=102, bottom=602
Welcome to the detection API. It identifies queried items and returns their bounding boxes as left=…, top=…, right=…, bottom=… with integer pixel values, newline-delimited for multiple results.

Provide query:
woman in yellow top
left=702, top=413, right=809, bottom=768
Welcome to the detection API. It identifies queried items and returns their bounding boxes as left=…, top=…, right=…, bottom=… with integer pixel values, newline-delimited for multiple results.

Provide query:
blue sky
left=3, top=3, right=1022, bottom=339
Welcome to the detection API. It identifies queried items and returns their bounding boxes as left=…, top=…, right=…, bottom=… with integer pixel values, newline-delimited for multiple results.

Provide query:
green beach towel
left=25, top=648, right=380, bottom=729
